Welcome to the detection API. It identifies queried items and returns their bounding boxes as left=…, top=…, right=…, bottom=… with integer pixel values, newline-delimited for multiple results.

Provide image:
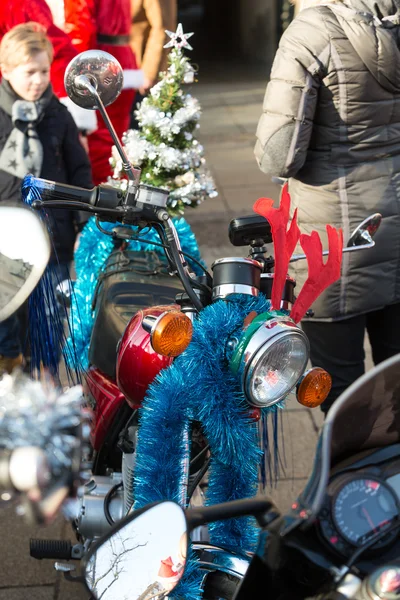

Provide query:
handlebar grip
left=24, top=176, right=124, bottom=210
left=38, top=181, right=97, bottom=205
left=187, top=497, right=273, bottom=530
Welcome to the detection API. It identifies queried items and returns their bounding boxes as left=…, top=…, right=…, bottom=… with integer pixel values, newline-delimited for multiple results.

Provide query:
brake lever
left=31, top=199, right=125, bottom=219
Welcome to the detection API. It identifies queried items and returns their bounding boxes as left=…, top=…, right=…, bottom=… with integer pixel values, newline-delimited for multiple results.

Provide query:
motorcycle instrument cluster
left=319, top=473, right=400, bottom=557
left=211, top=257, right=262, bottom=300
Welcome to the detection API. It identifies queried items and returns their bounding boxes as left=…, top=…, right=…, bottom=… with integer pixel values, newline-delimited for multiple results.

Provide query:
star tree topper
left=164, top=23, right=194, bottom=51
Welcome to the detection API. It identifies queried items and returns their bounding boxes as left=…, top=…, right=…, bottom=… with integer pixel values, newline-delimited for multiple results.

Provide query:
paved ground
left=0, top=69, right=372, bottom=598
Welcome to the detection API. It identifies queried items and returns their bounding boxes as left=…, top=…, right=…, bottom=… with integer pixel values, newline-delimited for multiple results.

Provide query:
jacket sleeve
left=62, top=107, right=93, bottom=229
left=254, top=8, right=330, bottom=179
left=140, top=0, right=177, bottom=82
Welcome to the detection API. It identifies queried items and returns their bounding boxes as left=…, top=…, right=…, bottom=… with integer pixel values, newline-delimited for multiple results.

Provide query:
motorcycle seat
left=88, top=249, right=183, bottom=378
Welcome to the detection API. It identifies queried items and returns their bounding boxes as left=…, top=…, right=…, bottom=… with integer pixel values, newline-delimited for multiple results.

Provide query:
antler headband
left=253, top=183, right=343, bottom=322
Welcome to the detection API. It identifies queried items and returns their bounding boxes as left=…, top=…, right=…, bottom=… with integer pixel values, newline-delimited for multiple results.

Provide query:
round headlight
left=242, top=318, right=309, bottom=408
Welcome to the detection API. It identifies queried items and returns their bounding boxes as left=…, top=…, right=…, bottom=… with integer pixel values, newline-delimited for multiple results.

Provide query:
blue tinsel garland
left=133, top=293, right=282, bottom=599
left=65, top=216, right=205, bottom=370
left=21, top=175, right=77, bottom=380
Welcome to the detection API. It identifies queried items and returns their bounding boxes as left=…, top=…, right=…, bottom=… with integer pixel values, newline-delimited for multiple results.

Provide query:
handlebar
left=24, top=175, right=204, bottom=311
left=24, top=176, right=126, bottom=212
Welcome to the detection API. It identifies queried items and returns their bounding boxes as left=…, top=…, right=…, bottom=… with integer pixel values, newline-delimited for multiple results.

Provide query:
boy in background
left=0, top=22, right=92, bottom=373
left=0, top=0, right=97, bottom=137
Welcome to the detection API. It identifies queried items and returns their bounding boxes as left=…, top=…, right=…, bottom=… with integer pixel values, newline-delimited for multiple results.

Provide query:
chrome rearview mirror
left=346, top=212, right=382, bottom=249
left=64, top=49, right=123, bottom=110
left=0, top=206, right=50, bottom=322
left=290, top=213, right=382, bottom=264
left=84, top=501, right=188, bottom=600
left=64, top=50, right=140, bottom=184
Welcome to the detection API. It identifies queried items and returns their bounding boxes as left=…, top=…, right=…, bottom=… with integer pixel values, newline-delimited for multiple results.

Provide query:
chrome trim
left=242, top=318, right=310, bottom=407
left=260, top=273, right=295, bottom=284
left=212, top=257, right=262, bottom=268
left=243, top=318, right=298, bottom=360
left=212, top=284, right=259, bottom=300
left=142, top=312, right=167, bottom=337
left=180, top=307, right=196, bottom=323
left=142, top=314, right=158, bottom=333
left=192, top=543, right=250, bottom=579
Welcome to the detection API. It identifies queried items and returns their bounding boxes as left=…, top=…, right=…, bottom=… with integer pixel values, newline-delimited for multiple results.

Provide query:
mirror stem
left=77, top=76, right=141, bottom=185
left=290, top=241, right=375, bottom=263
left=96, top=98, right=140, bottom=184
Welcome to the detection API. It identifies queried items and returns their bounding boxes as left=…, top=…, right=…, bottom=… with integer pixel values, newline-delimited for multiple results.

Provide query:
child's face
left=2, top=51, right=50, bottom=102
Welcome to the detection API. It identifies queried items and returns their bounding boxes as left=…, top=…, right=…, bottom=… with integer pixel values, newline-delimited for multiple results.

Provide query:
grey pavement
left=0, top=71, right=372, bottom=598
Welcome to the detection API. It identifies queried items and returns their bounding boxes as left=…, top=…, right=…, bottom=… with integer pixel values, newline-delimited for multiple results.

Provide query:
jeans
left=301, top=302, right=400, bottom=413
left=0, top=313, right=21, bottom=358
left=0, top=262, right=71, bottom=360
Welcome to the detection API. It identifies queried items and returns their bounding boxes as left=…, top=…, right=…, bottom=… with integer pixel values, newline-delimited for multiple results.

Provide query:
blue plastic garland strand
left=133, top=293, right=282, bottom=600
left=21, top=176, right=79, bottom=382
left=65, top=216, right=205, bottom=370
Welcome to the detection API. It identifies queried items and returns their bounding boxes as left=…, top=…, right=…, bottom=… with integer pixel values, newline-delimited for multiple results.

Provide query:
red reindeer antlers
left=290, top=226, right=343, bottom=322
left=254, top=184, right=300, bottom=310
left=253, top=184, right=343, bottom=322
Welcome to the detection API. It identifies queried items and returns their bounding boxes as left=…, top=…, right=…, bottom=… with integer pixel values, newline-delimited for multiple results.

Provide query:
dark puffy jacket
left=0, top=95, right=92, bottom=262
left=255, top=0, right=400, bottom=321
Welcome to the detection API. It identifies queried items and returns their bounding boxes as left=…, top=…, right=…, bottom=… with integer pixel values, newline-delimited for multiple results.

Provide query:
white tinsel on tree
left=109, top=24, right=218, bottom=216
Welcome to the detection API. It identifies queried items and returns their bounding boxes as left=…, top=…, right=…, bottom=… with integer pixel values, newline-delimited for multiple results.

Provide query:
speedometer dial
left=332, top=477, right=398, bottom=547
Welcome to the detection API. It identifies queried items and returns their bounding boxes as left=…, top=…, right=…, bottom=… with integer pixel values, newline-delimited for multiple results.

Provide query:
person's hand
left=139, top=76, right=155, bottom=96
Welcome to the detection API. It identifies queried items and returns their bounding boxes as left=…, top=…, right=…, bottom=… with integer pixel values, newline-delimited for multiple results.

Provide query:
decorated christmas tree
left=109, top=24, right=217, bottom=216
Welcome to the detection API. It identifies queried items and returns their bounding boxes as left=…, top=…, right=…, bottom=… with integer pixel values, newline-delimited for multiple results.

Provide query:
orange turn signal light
left=151, top=311, right=193, bottom=357
left=296, top=367, right=332, bottom=408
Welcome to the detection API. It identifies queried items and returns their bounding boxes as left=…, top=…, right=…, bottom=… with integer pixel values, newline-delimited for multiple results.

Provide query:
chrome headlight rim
left=242, top=318, right=310, bottom=408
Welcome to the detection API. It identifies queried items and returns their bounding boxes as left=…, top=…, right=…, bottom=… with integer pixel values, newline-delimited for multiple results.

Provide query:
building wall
left=201, top=0, right=287, bottom=65
left=238, top=0, right=279, bottom=65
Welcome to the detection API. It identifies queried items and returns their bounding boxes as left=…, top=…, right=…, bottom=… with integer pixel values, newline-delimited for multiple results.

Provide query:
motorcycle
left=0, top=203, right=88, bottom=527
left=24, top=49, right=382, bottom=561
left=76, top=351, right=400, bottom=600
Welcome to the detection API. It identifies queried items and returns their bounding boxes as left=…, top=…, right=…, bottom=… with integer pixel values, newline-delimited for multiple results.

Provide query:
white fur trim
left=123, top=69, right=146, bottom=90
left=44, top=0, right=65, bottom=28
left=59, top=97, right=98, bottom=133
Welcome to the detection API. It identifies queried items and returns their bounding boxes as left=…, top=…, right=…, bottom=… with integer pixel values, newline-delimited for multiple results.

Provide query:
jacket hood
left=344, top=0, right=400, bottom=19
left=328, top=0, right=400, bottom=92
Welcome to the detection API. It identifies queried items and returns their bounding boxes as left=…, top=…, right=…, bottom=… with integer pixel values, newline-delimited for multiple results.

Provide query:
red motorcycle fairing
left=84, top=367, right=129, bottom=451
left=116, top=305, right=176, bottom=409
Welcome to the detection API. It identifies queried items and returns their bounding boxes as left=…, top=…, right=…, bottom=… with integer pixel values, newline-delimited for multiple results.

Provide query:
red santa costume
left=0, top=0, right=97, bottom=133
left=48, top=0, right=142, bottom=185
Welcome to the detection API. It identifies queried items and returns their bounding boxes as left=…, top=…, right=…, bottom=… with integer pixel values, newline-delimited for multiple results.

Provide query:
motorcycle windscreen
left=291, top=353, right=400, bottom=523
left=329, top=353, right=400, bottom=467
